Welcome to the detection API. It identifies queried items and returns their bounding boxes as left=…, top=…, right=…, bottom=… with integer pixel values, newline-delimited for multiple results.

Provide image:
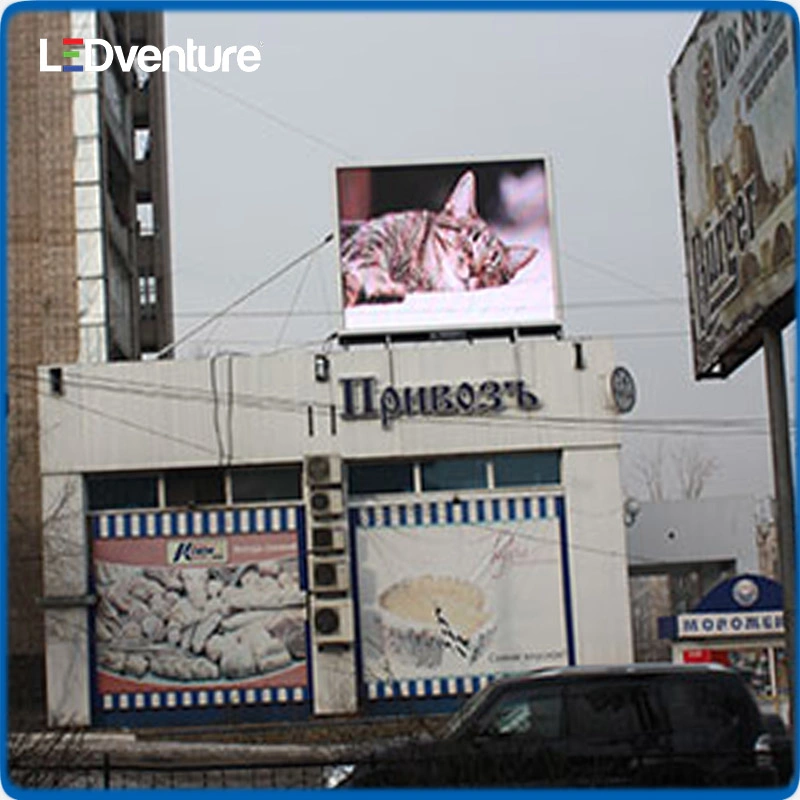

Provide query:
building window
left=493, top=451, right=561, bottom=488
left=101, top=66, right=126, bottom=128
left=137, top=202, right=155, bottom=237
left=421, top=457, right=488, bottom=492
left=231, top=465, right=302, bottom=503
left=134, top=128, right=151, bottom=162
left=139, top=275, right=157, bottom=308
left=108, top=245, right=133, bottom=356
left=133, top=63, right=150, bottom=91
left=165, top=469, right=225, bottom=507
left=348, top=461, right=414, bottom=496
left=86, top=474, right=159, bottom=511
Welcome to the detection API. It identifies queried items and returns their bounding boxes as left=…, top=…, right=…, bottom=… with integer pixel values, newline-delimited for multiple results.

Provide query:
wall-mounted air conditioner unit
left=305, top=454, right=343, bottom=487
left=311, top=644, right=358, bottom=716
left=310, top=597, right=355, bottom=645
left=308, top=524, right=348, bottom=554
left=308, top=487, right=345, bottom=518
left=309, top=555, right=350, bottom=593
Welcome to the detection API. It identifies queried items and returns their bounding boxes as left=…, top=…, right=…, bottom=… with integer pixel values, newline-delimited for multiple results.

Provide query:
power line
left=168, top=74, right=691, bottom=348
left=561, top=250, right=677, bottom=302
left=12, top=367, right=779, bottom=433
left=178, top=73, right=357, bottom=160
left=8, top=297, right=692, bottom=322
left=10, top=369, right=790, bottom=443
left=155, top=233, right=335, bottom=359
left=169, top=331, right=693, bottom=345
left=141, top=296, right=688, bottom=320
left=53, top=393, right=219, bottom=457
left=274, top=252, right=318, bottom=349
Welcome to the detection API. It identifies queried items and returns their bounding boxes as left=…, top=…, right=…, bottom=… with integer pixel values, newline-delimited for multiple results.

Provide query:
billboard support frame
left=336, top=323, right=562, bottom=349
left=763, top=326, right=795, bottom=727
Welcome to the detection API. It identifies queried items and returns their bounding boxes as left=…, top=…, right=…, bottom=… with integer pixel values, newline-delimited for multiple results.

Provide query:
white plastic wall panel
left=71, top=11, right=107, bottom=364
left=74, top=138, right=101, bottom=182
left=40, top=339, right=623, bottom=474
left=42, top=474, right=92, bottom=727
left=562, top=447, right=633, bottom=664
left=74, top=185, right=102, bottom=231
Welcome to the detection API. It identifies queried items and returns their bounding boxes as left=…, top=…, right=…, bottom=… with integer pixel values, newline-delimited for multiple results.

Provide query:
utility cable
left=154, top=233, right=334, bottom=359
left=178, top=73, right=357, bottom=160
left=275, top=251, right=318, bottom=349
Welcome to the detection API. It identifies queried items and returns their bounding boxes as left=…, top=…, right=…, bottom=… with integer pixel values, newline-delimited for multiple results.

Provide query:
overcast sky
left=157, top=8, right=795, bottom=503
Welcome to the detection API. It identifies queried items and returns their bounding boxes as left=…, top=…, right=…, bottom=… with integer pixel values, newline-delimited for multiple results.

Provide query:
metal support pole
left=762, top=327, right=795, bottom=726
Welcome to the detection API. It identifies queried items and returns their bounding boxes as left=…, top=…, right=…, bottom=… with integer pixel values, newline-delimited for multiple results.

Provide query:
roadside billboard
left=336, top=157, right=560, bottom=336
left=356, top=514, right=568, bottom=692
left=669, top=11, right=796, bottom=379
left=92, top=532, right=308, bottom=701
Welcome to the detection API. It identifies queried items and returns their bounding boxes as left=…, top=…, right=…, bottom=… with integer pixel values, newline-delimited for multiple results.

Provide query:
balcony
left=106, top=197, right=131, bottom=263
left=133, top=85, right=150, bottom=127
left=135, top=234, right=154, bottom=272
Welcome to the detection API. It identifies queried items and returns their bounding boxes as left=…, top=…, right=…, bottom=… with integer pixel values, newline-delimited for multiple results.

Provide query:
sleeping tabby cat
left=342, top=171, right=538, bottom=307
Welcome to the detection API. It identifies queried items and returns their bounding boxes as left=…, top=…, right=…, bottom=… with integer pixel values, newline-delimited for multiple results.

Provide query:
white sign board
left=356, top=519, right=568, bottom=684
left=677, top=611, right=785, bottom=638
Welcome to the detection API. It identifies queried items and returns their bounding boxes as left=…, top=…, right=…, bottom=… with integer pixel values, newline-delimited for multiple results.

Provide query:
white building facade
left=39, top=336, right=632, bottom=728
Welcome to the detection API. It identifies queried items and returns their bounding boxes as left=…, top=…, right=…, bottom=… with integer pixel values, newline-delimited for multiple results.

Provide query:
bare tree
left=631, top=440, right=667, bottom=501
left=628, top=439, right=720, bottom=502
left=671, top=441, right=720, bottom=500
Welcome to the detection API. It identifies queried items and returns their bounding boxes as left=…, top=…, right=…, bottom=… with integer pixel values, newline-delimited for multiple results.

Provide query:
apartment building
left=7, top=9, right=174, bottom=722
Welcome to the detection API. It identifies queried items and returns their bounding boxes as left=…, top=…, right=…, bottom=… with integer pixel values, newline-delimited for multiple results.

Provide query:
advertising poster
left=93, top=533, right=308, bottom=695
left=337, top=158, right=560, bottom=335
left=669, top=11, right=796, bottom=378
left=356, top=520, right=568, bottom=684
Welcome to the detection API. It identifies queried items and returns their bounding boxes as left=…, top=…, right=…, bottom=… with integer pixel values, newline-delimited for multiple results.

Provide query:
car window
left=660, top=677, right=744, bottom=750
left=442, top=686, right=501, bottom=739
left=567, top=682, right=655, bottom=741
left=475, top=687, right=562, bottom=739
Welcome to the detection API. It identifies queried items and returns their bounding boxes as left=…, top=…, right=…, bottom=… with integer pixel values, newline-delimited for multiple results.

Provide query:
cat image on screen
left=341, top=171, right=538, bottom=308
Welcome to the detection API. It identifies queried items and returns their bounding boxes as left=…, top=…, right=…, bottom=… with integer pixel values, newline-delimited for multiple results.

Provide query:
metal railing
left=9, top=754, right=328, bottom=790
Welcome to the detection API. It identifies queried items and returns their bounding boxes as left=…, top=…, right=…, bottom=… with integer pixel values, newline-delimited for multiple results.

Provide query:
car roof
left=486, top=662, right=737, bottom=690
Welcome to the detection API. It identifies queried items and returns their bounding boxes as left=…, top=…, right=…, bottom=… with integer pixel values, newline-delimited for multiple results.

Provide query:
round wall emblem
left=732, top=577, right=759, bottom=608
left=610, top=366, right=636, bottom=414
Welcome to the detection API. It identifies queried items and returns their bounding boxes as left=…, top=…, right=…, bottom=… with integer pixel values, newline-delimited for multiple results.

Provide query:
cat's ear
left=443, top=171, right=477, bottom=218
left=507, top=245, right=538, bottom=277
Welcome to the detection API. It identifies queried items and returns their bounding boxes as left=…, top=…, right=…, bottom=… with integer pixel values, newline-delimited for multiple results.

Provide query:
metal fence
left=8, top=749, right=784, bottom=791
left=9, top=755, right=329, bottom=790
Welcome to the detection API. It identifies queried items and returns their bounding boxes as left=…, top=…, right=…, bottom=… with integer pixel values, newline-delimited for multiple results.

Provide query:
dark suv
left=334, top=664, right=784, bottom=787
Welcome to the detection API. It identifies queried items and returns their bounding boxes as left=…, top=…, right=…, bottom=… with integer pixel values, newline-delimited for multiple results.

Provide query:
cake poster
left=355, top=518, right=568, bottom=683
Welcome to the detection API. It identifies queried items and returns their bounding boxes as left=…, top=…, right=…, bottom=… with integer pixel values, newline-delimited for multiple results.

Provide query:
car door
left=656, top=674, right=757, bottom=784
left=563, top=679, right=665, bottom=786
left=456, top=683, right=566, bottom=787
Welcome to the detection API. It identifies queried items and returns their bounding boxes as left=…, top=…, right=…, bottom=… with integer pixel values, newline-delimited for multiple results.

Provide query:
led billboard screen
left=670, top=11, right=796, bottom=379
left=336, top=158, right=560, bottom=335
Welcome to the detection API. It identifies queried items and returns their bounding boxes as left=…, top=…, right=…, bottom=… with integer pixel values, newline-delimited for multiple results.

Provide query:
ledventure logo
left=39, top=37, right=261, bottom=73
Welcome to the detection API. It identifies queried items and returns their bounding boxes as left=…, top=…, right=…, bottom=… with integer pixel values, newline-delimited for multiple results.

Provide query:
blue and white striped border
left=92, top=505, right=301, bottom=539
left=101, top=685, right=308, bottom=711
left=352, top=495, right=557, bottom=529
left=367, top=674, right=495, bottom=700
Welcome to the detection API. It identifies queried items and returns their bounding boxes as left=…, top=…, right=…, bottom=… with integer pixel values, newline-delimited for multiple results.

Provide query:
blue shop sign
left=658, top=574, right=784, bottom=641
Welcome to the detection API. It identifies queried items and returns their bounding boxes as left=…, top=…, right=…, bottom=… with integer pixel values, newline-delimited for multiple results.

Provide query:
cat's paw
left=360, top=270, right=407, bottom=304
left=343, top=272, right=362, bottom=308
left=365, top=284, right=407, bottom=303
